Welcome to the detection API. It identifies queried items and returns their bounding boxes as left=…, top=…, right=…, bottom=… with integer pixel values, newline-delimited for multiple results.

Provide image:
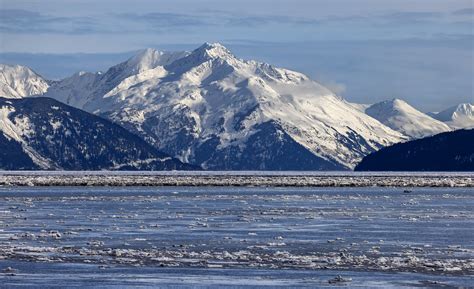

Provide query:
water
left=0, top=186, right=473, bottom=288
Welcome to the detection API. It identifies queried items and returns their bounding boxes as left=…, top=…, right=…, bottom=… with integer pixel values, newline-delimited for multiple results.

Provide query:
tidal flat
left=0, top=185, right=473, bottom=288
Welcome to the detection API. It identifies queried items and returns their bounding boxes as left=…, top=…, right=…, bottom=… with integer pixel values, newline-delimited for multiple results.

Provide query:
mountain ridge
left=0, top=96, right=195, bottom=170
left=1, top=44, right=471, bottom=170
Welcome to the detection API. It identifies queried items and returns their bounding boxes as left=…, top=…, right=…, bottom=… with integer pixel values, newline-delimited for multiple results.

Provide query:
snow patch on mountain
left=0, top=104, right=54, bottom=168
left=0, top=64, right=49, bottom=98
left=365, top=99, right=451, bottom=139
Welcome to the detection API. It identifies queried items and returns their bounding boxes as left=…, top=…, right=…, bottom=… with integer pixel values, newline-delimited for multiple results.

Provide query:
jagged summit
left=435, top=103, right=473, bottom=121
left=433, top=103, right=474, bottom=129
left=365, top=98, right=451, bottom=139
left=193, top=42, right=234, bottom=59
left=124, top=44, right=234, bottom=72
left=163, top=42, right=238, bottom=77
left=0, top=64, right=49, bottom=98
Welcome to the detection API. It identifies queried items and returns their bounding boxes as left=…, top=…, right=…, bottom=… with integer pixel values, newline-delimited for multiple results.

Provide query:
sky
left=0, top=0, right=473, bottom=111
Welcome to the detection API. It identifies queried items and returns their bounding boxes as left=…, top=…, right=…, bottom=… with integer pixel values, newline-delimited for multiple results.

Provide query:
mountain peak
left=435, top=103, right=473, bottom=120
left=0, top=63, right=39, bottom=77
left=369, top=98, right=410, bottom=113
left=450, top=103, right=474, bottom=120
left=193, top=42, right=234, bottom=59
left=380, top=98, right=408, bottom=108
left=390, top=98, right=406, bottom=105
left=391, top=98, right=414, bottom=111
left=199, top=42, right=226, bottom=49
left=0, top=64, right=49, bottom=98
left=433, top=103, right=474, bottom=129
left=366, top=98, right=451, bottom=139
left=455, top=103, right=474, bottom=114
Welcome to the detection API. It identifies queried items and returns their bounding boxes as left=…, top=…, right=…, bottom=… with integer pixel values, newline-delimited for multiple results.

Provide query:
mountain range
left=1, top=43, right=472, bottom=170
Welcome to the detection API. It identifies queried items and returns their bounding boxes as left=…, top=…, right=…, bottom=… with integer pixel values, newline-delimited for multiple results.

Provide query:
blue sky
left=0, top=0, right=472, bottom=111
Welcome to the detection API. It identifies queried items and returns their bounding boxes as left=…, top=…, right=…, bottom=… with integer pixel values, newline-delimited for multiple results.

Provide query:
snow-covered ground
left=0, top=186, right=473, bottom=288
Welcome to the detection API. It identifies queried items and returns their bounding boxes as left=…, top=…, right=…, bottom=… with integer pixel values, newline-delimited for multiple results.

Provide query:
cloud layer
left=1, top=6, right=471, bottom=36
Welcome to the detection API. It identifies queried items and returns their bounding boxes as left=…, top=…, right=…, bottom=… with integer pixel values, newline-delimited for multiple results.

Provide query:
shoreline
left=0, top=173, right=472, bottom=187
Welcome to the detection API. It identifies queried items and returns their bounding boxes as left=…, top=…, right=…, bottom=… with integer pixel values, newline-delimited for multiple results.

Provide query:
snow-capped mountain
left=0, top=64, right=49, bottom=98
left=432, top=103, right=474, bottom=129
left=0, top=97, right=194, bottom=170
left=42, top=43, right=405, bottom=170
left=365, top=99, right=451, bottom=139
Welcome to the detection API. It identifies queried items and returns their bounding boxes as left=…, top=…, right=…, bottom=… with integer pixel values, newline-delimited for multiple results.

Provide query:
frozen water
left=0, top=186, right=473, bottom=288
